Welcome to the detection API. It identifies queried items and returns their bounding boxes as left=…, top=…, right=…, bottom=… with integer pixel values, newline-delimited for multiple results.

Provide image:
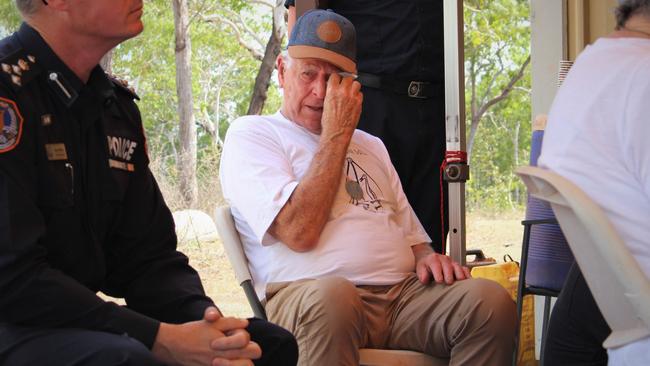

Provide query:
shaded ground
left=466, top=209, right=525, bottom=263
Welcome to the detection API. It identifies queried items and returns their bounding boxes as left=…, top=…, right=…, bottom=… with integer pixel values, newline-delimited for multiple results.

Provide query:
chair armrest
left=521, top=218, right=558, bottom=226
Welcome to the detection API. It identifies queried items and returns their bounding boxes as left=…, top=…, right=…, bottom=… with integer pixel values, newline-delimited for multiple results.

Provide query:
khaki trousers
left=265, top=274, right=516, bottom=366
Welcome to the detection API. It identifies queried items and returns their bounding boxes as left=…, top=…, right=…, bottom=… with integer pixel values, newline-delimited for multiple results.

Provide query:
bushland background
left=1, top=0, right=531, bottom=317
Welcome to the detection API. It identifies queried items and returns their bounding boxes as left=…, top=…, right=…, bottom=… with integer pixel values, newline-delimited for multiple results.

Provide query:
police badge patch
left=0, top=97, right=23, bottom=153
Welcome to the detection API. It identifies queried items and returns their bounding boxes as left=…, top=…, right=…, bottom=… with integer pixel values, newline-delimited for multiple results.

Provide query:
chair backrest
left=213, top=206, right=253, bottom=285
left=524, top=122, right=574, bottom=291
left=359, top=349, right=442, bottom=366
left=213, top=205, right=267, bottom=319
left=516, top=166, right=650, bottom=349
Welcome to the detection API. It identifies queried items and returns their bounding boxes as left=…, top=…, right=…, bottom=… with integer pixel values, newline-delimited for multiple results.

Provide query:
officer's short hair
left=15, top=0, right=40, bottom=16
left=616, top=0, right=650, bottom=28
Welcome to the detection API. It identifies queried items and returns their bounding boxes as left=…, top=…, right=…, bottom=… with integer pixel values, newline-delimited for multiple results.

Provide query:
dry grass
left=178, top=209, right=526, bottom=319
left=178, top=239, right=253, bottom=318
left=101, top=210, right=526, bottom=318
left=466, top=209, right=526, bottom=263
left=149, top=145, right=226, bottom=215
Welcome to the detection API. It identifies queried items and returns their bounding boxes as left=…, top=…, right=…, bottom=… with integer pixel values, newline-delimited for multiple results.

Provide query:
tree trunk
left=467, top=117, right=480, bottom=165
left=466, top=55, right=530, bottom=163
left=247, top=0, right=286, bottom=115
left=173, top=0, right=198, bottom=207
left=513, top=120, right=521, bottom=203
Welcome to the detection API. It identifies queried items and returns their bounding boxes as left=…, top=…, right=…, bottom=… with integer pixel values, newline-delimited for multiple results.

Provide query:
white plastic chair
left=516, top=166, right=650, bottom=350
left=213, top=206, right=448, bottom=366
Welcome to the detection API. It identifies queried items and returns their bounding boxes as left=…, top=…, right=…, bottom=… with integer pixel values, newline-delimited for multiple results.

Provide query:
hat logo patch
left=0, top=97, right=23, bottom=153
left=317, top=21, right=342, bottom=43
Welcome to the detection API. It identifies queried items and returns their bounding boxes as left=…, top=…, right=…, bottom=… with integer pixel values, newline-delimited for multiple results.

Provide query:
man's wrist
left=320, top=126, right=354, bottom=146
left=151, top=323, right=178, bottom=364
left=412, top=243, right=435, bottom=262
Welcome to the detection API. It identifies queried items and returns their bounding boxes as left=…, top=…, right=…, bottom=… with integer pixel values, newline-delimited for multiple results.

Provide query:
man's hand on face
left=320, top=72, right=363, bottom=142
left=152, top=306, right=261, bottom=366
left=416, top=252, right=472, bottom=285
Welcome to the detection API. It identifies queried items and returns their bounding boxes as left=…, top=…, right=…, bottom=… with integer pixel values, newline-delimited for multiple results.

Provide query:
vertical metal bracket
left=443, top=0, right=467, bottom=265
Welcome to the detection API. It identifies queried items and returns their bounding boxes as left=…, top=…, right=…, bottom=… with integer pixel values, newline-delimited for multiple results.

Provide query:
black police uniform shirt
left=0, top=23, right=214, bottom=348
left=285, top=0, right=444, bottom=81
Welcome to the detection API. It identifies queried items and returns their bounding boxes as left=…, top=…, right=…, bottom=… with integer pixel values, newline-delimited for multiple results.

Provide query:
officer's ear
left=41, top=0, right=70, bottom=12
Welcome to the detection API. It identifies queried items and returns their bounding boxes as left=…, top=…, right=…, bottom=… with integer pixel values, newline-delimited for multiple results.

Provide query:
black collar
left=15, top=22, right=115, bottom=107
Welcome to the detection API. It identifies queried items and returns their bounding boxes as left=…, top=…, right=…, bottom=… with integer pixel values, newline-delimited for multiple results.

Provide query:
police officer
left=286, top=1, right=448, bottom=253
left=0, top=1, right=297, bottom=365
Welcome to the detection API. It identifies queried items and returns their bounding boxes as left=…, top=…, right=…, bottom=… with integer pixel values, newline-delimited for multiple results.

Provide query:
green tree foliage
left=112, top=0, right=280, bottom=164
left=0, top=2, right=21, bottom=36
left=0, top=0, right=282, bottom=212
left=0, top=1, right=531, bottom=214
left=109, top=0, right=283, bottom=211
left=464, top=0, right=531, bottom=212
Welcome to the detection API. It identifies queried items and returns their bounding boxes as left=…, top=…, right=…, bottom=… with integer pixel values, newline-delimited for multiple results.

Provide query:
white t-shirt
left=220, top=111, right=430, bottom=299
left=538, top=37, right=650, bottom=361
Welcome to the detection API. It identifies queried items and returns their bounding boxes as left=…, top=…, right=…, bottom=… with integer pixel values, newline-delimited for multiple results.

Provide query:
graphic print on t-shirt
left=345, top=156, right=383, bottom=212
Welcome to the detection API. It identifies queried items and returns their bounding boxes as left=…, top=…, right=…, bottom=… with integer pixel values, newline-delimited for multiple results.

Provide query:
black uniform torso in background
left=286, top=0, right=448, bottom=251
left=318, top=0, right=444, bottom=79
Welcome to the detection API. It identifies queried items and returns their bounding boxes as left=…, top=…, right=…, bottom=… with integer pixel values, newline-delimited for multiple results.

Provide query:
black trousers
left=0, top=318, right=297, bottom=366
left=543, top=263, right=610, bottom=366
left=357, top=87, right=448, bottom=253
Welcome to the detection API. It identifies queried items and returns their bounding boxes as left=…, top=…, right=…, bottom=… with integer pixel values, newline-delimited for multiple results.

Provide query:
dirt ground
left=179, top=209, right=526, bottom=318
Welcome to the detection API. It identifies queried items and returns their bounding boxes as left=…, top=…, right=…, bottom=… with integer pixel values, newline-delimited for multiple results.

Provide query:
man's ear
left=43, top=0, right=70, bottom=11
left=26, top=0, right=68, bottom=23
left=277, top=55, right=286, bottom=88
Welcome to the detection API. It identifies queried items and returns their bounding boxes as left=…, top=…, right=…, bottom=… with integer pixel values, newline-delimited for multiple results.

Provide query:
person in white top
left=220, top=9, right=516, bottom=366
left=539, top=1, right=650, bottom=364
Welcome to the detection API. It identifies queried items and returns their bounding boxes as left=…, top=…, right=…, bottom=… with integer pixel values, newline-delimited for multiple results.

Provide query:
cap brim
left=288, top=45, right=357, bottom=73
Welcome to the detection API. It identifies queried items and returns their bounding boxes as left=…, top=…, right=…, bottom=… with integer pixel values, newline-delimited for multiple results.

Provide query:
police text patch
left=107, top=136, right=137, bottom=161
left=0, top=97, right=23, bottom=153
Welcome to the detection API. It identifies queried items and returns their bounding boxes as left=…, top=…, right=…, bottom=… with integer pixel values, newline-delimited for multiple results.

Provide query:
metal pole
left=443, top=0, right=467, bottom=265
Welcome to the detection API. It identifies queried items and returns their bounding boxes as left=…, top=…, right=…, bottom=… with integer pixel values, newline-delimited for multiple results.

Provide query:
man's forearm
left=269, top=73, right=362, bottom=252
left=269, top=133, right=351, bottom=252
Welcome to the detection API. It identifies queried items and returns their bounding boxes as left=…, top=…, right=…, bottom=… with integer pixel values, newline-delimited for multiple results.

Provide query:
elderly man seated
left=220, top=9, right=516, bottom=366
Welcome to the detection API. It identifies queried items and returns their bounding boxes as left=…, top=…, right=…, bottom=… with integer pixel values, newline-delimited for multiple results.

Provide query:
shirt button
left=104, top=98, right=113, bottom=107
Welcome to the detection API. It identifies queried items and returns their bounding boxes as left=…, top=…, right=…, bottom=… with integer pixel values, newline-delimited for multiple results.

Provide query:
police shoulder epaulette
left=0, top=48, right=41, bottom=91
left=107, top=73, right=140, bottom=100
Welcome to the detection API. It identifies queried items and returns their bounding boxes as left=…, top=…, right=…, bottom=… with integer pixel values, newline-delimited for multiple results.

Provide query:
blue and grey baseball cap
left=288, top=9, right=357, bottom=73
